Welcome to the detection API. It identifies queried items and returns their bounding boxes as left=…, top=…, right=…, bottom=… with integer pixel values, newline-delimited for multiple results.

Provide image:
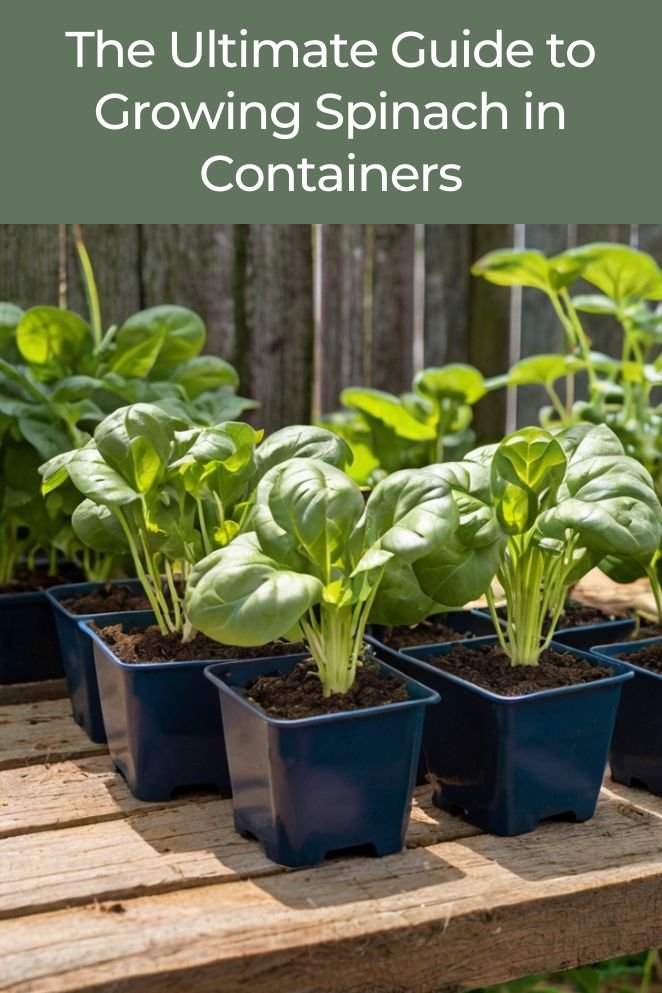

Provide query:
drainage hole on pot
left=170, top=783, right=223, bottom=801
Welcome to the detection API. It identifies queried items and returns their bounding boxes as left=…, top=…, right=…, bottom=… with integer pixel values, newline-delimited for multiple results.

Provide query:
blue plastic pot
left=0, top=589, right=63, bottom=684
left=472, top=606, right=635, bottom=651
left=46, top=580, right=150, bottom=744
left=370, top=609, right=496, bottom=648
left=205, top=650, right=440, bottom=868
left=377, top=635, right=632, bottom=836
left=591, top=638, right=662, bottom=795
left=82, top=614, right=233, bottom=801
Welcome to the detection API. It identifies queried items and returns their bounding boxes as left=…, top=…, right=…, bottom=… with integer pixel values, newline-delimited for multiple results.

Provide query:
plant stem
left=73, top=224, right=102, bottom=347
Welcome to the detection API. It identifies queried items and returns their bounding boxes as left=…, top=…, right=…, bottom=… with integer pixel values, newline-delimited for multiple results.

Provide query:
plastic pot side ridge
left=376, top=634, right=633, bottom=837
left=46, top=579, right=149, bottom=744
left=81, top=615, right=233, bottom=802
left=591, top=637, right=662, bottom=796
left=205, top=651, right=440, bottom=869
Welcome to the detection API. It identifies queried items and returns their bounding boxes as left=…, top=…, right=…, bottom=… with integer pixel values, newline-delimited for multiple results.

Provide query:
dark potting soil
left=61, top=584, right=152, bottom=615
left=380, top=618, right=474, bottom=649
left=620, top=640, right=662, bottom=676
left=636, top=624, right=662, bottom=641
left=496, top=600, right=630, bottom=632
left=245, top=656, right=408, bottom=719
left=92, top=622, right=306, bottom=665
left=0, top=563, right=85, bottom=595
left=424, top=642, right=613, bottom=696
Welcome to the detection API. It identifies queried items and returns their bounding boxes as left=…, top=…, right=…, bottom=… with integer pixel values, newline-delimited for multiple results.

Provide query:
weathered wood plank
left=140, top=225, right=238, bottom=362
left=518, top=225, right=570, bottom=426
left=0, top=678, right=67, bottom=707
left=66, top=226, right=142, bottom=328
left=317, top=225, right=366, bottom=413
left=370, top=225, right=415, bottom=392
left=238, top=225, right=314, bottom=430
left=3, top=791, right=662, bottom=993
left=0, top=225, right=60, bottom=308
left=423, top=225, right=473, bottom=366
left=0, top=698, right=106, bottom=771
left=637, top=223, right=662, bottom=262
left=468, top=224, right=514, bottom=440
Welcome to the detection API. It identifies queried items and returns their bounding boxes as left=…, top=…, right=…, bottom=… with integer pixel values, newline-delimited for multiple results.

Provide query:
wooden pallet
left=3, top=675, right=662, bottom=993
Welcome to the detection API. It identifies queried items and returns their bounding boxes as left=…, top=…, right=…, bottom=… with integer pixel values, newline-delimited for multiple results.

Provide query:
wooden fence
left=1, top=224, right=660, bottom=436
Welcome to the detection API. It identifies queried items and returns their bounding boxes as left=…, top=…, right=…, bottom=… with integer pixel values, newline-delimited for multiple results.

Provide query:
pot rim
left=205, top=652, right=440, bottom=729
left=592, top=637, right=662, bottom=682
left=45, top=579, right=144, bottom=619
left=372, top=634, right=634, bottom=704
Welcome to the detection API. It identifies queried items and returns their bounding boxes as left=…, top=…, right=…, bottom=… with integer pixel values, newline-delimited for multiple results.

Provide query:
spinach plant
left=186, top=458, right=464, bottom=695
left=461, top=424, right=662, bottom=665
left=472, top=243, right=662, bottom=497
left=318, top=364, right=488, bottom=486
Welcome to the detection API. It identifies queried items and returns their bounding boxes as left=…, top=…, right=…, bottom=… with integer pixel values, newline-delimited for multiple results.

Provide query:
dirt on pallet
left=244, top=656, right=408, bottom=719
left=92, top=622, right=306, bottom=665
left=423, top=642, right=613, bottom=696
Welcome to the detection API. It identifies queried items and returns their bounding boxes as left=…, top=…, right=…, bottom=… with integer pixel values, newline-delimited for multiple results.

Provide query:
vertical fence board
left=140, top=225, right=237, bottom=362
left=0, top=226, right=60, bottom=308
left=638, top=224, right=662, bottom=262
left=370, top=225, right=415, bottom=392
left=239, top=225, right=314, bottom=431
left=517, top=224, right=570, bottom=426
left=468, top=224, right=514, bottom=440
left=573, top=224, right=632, bottom=357
left=318, top=225, right=366, bottom=413
left=66, top=226, right=142, bottom=329
left=423, top=225, right=473, bottom=366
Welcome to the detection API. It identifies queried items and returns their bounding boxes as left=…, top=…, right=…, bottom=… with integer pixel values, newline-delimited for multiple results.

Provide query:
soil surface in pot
left=62, top=584, right=152, bottom=615
left=619, top=640, right=662, bottom=675
left=0, top=563, right=85, bottom=595
left=497, top=600, right=630, bottom=632
left=425, top=643, right=612, bottom=696
left=636, top=623, right=662, bottom=641
left=92, top=622, right=306, bottom=665
left=245, top=657, right=407, bottom=719
left=380, top=618, right=476, bottom=648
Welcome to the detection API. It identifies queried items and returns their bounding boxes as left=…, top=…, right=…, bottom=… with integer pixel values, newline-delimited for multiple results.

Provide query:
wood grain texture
left=0, top=225, right=60, bottom=308
left=140, top=225, right=238, bottom=362
left=0, top=678, right=67, bottom=708
left=0, top=698, right=106, bottom=771
left=66, top=226, right=142, bottom=328
left=3, top=789, right=662, bottom=993
left=423, top=225, right=473, bottom=366
left=370, top=225, right=415, bottom=392
left=238, top=225, right=314, bottom=430
left=468, top=224, right=514, bottom=440
left=318, top=225, right=367, bottom=413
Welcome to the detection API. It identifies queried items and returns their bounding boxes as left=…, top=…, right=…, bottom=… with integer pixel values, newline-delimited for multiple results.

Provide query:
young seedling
left=469, top=424, right=662, bottom=665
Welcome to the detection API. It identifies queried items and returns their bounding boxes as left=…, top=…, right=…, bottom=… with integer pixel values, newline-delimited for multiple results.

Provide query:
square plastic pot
left=46, top=580, right=150, bottom=744
left=377, top=635, right=633, bottom=836
left=591, top=637, right=662, bottom=795
left=205, top=650, right=440, bottom=868
left=0, top=589, right=62, bottom=684
left=472, top=606, right=635, bottom=652
left=82, top=614, right=234, bottom=801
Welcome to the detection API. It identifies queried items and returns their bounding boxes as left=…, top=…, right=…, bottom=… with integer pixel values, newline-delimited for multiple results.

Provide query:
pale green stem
left=73, top=224, right=102, bottom=347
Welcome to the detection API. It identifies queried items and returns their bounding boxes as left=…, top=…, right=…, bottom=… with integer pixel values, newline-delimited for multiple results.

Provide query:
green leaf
left=185, top=533, right=323, bottom=646
left=16, top=307, right=92, bottom=372
left=255, top=425, right=352, bottom=480
left=340, top=387, right=436, bottom=441
left=414, top=364, right=486, bottom=405
left=94, top=403, right=174, bottom=493
left=72, top=500, right=129, bottom=553
left=506, top=353, right=584, bottom=386
left=67, top=447, right=140, bottom=506
left=170, top=355, right=239, bottom=399
left=571, top=293, right=620, bottom=315
left=0, top=302, right=23, bottom=360
left=113, top=306, right=206, bottom=379
left=472, top=249, right=553, bottom=291
left=491, top=428, right=567, bottom=534
left=562, top=243, right=662, bottom=303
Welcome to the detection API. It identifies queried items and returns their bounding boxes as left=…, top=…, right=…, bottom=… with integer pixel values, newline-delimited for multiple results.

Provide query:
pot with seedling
left=591, top=545, right=662, bottom=794
left=42, top=406, right=353, bottom=795
left=185, top=459, right=457, bottom=867
left=378, top=424, right=661, bottom=835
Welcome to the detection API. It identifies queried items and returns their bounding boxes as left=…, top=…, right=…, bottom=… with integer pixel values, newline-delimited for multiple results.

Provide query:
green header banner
left=1, top=0, right=659, bottom=220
